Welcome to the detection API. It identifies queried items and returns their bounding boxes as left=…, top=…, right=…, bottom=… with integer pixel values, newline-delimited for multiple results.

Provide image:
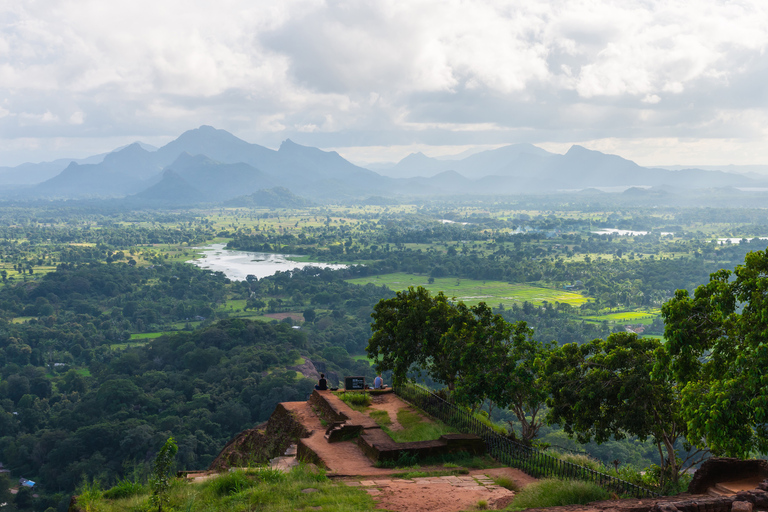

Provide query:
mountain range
left=0, top=125, right=765, bottom=204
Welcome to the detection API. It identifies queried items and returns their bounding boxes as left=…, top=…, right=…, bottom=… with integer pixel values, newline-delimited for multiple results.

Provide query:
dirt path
left=282, top=401, right=396, bottom=477
left=284, top=395, right=539, bottom=511
left=345, top=468, right=536, bottom=512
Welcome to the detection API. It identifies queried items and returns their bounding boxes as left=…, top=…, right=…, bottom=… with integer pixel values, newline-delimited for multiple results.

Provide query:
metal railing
left=394, top=381, right=660, bottom=499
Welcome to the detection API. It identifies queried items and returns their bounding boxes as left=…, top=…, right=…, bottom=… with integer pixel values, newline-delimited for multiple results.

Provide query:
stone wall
left=358, top=430, right=485, bottom=462
left=688, top=458, right=768, bottom=494
left=208, top=403, right=309, bottom=470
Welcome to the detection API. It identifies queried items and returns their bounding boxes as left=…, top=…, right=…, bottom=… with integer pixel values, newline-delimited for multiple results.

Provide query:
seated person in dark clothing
left=315, top=373, right=328, bottom=391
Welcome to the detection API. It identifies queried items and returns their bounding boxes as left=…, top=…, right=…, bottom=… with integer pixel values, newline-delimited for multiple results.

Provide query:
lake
left=187, top=244, right=348, bottom=281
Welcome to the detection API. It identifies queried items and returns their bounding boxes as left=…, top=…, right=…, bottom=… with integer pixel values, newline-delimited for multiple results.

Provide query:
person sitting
left=373, top=374, right=387, bottom=389
left=315, top=373, right=328, bottom=391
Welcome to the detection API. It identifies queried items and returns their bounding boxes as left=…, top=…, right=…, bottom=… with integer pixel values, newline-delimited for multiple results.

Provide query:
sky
left=1, top=0, right=768, bottom=168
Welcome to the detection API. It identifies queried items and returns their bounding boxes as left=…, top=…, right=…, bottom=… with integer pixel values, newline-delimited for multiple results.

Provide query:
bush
left=103, top=479, right=146, bottom=499
left=207, top=470, right=255, bottom=496
left=337, top=392, right=371, bottom=410
left=510, top=478, right=609, bottom=509
left=556, top=452, right=604, bottom=472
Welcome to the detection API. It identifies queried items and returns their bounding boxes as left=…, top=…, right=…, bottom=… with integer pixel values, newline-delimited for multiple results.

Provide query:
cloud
left=0, top=0, right=767, bottom=165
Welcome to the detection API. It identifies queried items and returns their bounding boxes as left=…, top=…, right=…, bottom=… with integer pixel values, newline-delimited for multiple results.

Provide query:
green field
left=578, top=310, right=660, bottom=325
left=345, top=272, right=590, bottom=308
left=129, top=331, right=176, bottom=340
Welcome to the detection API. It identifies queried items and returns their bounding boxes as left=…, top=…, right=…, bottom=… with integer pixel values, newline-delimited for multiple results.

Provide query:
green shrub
left=556, top=452, right=604, bottom=472
left=337, top=392, right=372, bottom=410
left=248, top=466, right=287, bottom=484
left=493, top=476, right=520, bottom=492
left=75, top=478, right=103, bottom=512
left=207, top=470, right=255, bottom=496
left=103, top=479, right=146, bottom=499
left=510, top=478, right=609, bottom=509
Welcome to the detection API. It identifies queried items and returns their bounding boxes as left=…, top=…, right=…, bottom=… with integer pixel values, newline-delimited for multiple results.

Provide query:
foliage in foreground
left=506, top=478, right=609, bottom=510
left=76, top=465, right=374, bottom=512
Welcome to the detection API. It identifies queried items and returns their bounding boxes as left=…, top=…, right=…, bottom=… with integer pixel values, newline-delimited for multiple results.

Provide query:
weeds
left=492, top=476, right=520, bottom=492
left=102, top=478, right=146, bottom=499
left=337, top=392, right=372, bottom=411
left=509, top=478, right=609, bottom=510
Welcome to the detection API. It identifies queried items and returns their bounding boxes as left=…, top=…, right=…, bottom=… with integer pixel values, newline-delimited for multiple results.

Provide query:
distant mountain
left=0, top=142, right=158, bottom=186
left=4, top=125, right=767, bottom=203
left=129, top=169, right=205, bottom=206
left=377, top=143, right=554, bottom=179
left=164, top=153, right=275, bottom=202
left=225, top=187, right=315, bottom=208
left=31, top=143, right=163, bottom=198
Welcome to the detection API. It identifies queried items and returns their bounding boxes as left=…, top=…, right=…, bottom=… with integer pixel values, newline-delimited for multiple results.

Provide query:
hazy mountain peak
left=278, top=139, right=303, bottom=152
left=565, top=145, right=593, bottom=155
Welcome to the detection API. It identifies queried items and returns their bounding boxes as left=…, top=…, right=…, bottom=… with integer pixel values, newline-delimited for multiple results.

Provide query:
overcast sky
left=1, top=0, right=767, bottom=167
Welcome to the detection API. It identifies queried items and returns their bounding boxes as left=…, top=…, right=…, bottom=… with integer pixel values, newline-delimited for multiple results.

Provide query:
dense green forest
left=1, top=202, right=767, bottom=510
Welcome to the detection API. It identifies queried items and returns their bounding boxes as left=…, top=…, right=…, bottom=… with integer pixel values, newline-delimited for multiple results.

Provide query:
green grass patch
left=384, top=409, right=457, bottom=443
left=345, top=272, right=589, bottom=308
left=87, top=464, right=374, bottom=512
left=578, top=310, right=660, bottom=324
left=10, top=316, right=35, bottom=323
left=508, top=478, right=609, bottom=510
left=493, top=476, right=520, bottom=492
left=129, top=331, right=175, bottom=340
left=336, top=391, right=372, bottom=411
left=369, top=410, right=391, bottom=427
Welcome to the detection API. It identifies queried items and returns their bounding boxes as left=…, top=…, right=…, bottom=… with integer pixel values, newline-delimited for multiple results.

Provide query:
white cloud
left=0, top=0, right=767, bottom=165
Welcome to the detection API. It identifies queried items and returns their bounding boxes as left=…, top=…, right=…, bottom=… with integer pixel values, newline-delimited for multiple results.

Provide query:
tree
left=149, top=436, right=178, bottom=512
left=451, top=312, right=551, bottom=442
left=662, top=246, right=768, bottom=457
left=367, top=286, right=457, bottom=386
left=546, top=333, right=704, bottom=488
left=369, top=288, right=550, bottom=442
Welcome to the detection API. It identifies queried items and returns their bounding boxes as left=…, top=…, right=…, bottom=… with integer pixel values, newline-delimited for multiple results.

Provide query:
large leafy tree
left=368, top=287, right=550, bottom=441
left=546, top=333, right=703, bottom=487
left=367, top=286, right=459, bottom=386
left=662, top=247, right=768, bottom=457
left=452, top=313, right=550, bottom=442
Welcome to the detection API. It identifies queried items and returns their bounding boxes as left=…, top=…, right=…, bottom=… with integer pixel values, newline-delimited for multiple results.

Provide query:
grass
left=553, top=452, right=603, bottom=471
left=129, top=331, right=176, bottom=340
left=369, top=409, right=391, bottom=426
left=578, top=310, right=660, bottom=325
left=336, top=392, right=372, bottom=411
left=507, top=478, right=609, bottom=510
left=345, top=272, right=589, bottom=308
left=384, top=409, right=458, bottom=443
left=492, top=476, right=520, bottom=492
left=79, top=465, right=375, bottom=512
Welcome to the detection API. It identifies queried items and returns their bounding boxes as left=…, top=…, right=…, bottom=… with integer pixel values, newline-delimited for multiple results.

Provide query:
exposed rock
left=650, top=503, right=680, bottom=512
left=209, top=403, right=309, bottom=471
left=734, top=490, right=768, bottom=509
left=688, top=458, right=768, bottom=494
left=731, top=502, right=752, bottom=512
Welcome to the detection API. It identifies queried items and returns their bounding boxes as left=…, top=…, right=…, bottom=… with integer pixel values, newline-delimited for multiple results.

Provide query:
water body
left=188, top=244, right=347, bottom=281
left=592, top=229, right=675, bottom=237
left=716, top=237, right=768, bottom=245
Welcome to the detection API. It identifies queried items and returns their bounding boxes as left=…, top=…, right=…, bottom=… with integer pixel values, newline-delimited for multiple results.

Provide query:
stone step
left=715, top=482, right=737, bottom=495
left=708, top=486, right=729, bottom=497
